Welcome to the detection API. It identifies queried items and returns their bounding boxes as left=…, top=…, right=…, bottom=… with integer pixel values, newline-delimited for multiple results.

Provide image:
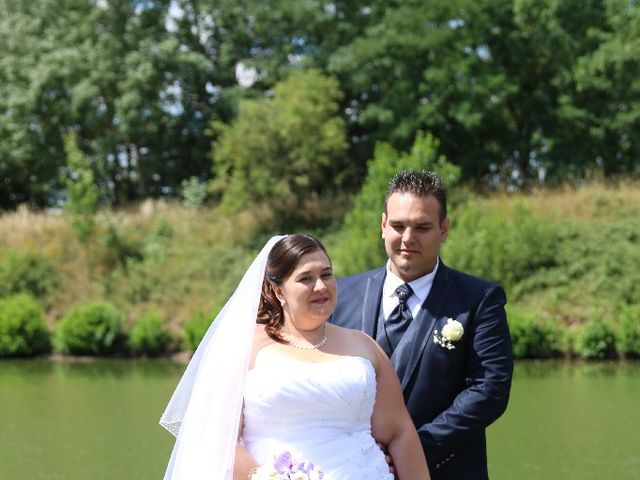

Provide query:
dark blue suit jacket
left=330, top=261, right=513, bottom=479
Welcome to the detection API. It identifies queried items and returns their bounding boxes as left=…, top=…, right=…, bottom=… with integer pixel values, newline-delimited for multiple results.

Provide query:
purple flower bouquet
left=250, top=451, right=324, bottom=480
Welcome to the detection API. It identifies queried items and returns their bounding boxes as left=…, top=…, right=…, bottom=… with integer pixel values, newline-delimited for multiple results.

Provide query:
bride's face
left=275, top=250, right=337, bottom=329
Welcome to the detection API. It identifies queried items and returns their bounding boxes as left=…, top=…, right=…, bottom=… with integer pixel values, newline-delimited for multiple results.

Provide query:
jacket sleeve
left=419, top=285, right=513, bottom=451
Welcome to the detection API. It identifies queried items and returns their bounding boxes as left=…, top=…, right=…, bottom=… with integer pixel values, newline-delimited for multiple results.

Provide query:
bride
left=160, top=234, right=429, bottom=480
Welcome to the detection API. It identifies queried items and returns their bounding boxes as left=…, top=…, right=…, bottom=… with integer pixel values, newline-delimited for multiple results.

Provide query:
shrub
left=62, top=131, right=100, bottom=245
left=443, top=202, right=557, bottom=293
left=180, top=177, right=208, bottom=210
left=0, top=293, right=50, bottom=357
left=507, top=307, right=562, bottom=358
left=0, top=250, right=59, bottom=298
left=98, top=222, right=144, bottom=272
left=617, top=305, right=640, bottom=358
left=54, top=302, right=125, bottom=355
left=575, top=320, right=618, bottom=360
left=129, top=310, right=172, bottom=356
left=182, top=311, right=214, bottom=352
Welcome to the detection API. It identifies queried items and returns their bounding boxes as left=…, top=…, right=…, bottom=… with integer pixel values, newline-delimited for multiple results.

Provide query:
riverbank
left=1, top=180, right=639, bottom=359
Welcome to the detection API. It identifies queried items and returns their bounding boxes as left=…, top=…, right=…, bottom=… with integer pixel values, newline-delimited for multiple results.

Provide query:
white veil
left=160, top=235, right=286, bottom=480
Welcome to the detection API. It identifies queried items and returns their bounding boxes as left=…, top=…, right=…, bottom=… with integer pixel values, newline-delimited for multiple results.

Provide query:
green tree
left=0, top=0, right=225, bottom=208
left=327, top=0, right=595, bottom=186
left=211, top=69, right=348, bottom=216
left=555, top=0, right=640, bottom=179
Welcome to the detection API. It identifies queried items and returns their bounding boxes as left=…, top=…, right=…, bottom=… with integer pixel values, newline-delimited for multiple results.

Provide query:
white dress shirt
left=382, top=258, right=440, bottom=321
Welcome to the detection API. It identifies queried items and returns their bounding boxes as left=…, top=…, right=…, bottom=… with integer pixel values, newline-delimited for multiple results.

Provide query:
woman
left=160, top=235, right=429, bottom=480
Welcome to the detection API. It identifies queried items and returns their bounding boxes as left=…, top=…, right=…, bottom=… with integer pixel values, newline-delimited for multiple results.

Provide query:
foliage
left=2, top=181, right=640, bottom=358
left=617, top=305, right=640, bottom=358
left=513, top=215, right=640, bottom=314
left=575, top=320, right=618, bottom=360
left=97, top=222, right=144, bottom=273
left=330, top=131, right=460, bottom=275
left=443, top=201, right=558, bottom=293
left=180, top=177, right=208, bottom=210
left=0, top=0, right=219, bottom=208
left=62, top=131, right=99, bottom=245
left=54, top=301, right=125, bottom=355
left=128, top=309, right=172, bottom=356
left=0, top=293, right=50, bottom=357
left=210, top=69, right=348, bottom=218
left=2, top=1, right=640, bottom=209
left=0, top=250, right=59, bottom=299
left=182, top=310, right=213, bottom=352
left=507, top=307, right=561, bottom=359
left=327, top=0, right=640, bottom=185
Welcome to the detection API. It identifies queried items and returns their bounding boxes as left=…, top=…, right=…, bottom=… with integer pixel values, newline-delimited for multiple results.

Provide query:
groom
left=331, top=170, right=513, bottom=479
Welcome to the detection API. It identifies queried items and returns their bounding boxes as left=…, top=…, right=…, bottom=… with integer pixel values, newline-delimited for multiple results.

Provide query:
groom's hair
left=385, top=169, right=447, bottom=222
left=257, top=234, right=330, bottom=343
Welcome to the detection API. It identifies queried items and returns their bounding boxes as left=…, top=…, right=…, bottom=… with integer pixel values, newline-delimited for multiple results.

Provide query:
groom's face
left=381, top=192, right=449, bottom=282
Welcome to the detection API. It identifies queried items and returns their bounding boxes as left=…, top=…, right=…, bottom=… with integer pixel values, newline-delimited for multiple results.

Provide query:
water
left=1, top=359, right=639, bottom=479
left=488, top=361, right=640, bottom=479
left=0, top=360, right=181, bottom=480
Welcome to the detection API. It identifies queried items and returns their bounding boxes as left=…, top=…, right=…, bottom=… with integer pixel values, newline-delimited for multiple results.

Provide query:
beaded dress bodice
left=242, top=356, right=393, bottom=480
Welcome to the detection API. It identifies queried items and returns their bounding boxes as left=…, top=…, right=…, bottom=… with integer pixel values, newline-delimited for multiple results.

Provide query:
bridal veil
left=160, top=235, right=286, bottom=480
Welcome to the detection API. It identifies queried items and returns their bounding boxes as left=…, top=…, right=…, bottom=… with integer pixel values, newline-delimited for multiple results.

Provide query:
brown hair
left=257, top=234, right=330, bottom=343
left=384, top=170, right=448, bottom=222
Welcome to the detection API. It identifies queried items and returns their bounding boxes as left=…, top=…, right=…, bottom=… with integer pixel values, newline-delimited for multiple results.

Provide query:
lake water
left=1, top=359, right=638, bottom=479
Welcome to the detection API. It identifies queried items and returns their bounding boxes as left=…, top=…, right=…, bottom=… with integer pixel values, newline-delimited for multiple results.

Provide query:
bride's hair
left=257, top=234, right=330, bottom=343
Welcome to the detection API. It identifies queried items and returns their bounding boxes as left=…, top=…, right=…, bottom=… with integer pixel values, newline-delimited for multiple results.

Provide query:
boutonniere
left=433, top=318, right=464, bottom=350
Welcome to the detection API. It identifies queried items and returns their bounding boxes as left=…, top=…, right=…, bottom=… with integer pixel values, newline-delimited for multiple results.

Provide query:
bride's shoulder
left=328, top=324, right=380, bottom=368
left=250, top=324, right=276, bottom=367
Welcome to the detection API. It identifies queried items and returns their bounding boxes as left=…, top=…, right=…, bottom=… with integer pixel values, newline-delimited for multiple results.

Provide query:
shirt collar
left=383, top=257, right=440, bottom=306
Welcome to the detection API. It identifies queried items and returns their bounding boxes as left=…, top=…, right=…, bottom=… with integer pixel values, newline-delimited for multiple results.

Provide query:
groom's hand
left=376, top=441, right=397, bottom=477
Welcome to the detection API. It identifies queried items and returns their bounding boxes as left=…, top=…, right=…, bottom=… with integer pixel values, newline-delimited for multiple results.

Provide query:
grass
left=1, top=180, right=638, bottom=340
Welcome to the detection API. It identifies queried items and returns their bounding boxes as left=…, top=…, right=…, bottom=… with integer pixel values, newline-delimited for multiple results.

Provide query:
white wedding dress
left=242, top=355, right=394, bottom=480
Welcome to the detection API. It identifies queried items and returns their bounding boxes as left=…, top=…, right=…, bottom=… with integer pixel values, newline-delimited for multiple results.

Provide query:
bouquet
left=250, top=451, right=324, bottom=480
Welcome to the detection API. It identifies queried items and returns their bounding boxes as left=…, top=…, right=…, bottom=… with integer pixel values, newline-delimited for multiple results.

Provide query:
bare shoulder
left=250, top=324, right=275, bottom=367
left=326, top=324, right=382, bottom=369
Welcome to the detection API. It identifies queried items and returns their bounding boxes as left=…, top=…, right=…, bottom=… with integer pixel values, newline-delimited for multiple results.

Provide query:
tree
left=0, top=0, right=229, bottom=208
left=210, top=69, right=348, bottom=217
left=554, top=0, right=640, bottom=179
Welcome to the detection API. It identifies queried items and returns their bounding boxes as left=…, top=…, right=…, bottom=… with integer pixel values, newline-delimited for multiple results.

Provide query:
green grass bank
left=1, top=181, right=639, bottom=359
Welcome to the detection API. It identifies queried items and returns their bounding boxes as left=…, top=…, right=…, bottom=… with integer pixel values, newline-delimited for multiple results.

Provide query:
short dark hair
left=384, top=170, right=447, bottom=222
left=257, top=234, right=330, bottom=343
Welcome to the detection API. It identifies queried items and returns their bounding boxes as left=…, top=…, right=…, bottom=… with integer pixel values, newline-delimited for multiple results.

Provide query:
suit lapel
left=394, top=263, right=453, bottom=390
left=361, top=268, right=385, bottom=337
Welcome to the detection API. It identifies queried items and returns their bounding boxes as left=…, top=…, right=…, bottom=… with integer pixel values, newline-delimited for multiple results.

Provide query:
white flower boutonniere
left=433, top=318, right=464, bottom=350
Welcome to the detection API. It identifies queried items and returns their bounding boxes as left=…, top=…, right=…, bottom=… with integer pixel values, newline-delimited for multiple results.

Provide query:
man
left=331, top=170, right=513, bottom=479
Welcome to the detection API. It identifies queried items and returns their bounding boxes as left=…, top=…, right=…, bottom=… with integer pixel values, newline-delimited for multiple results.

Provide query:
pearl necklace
left=285, top=323, right=328, bottom=350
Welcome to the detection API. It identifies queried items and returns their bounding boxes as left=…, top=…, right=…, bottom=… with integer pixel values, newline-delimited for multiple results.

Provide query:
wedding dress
left=242, top=355, right=394, bottom=480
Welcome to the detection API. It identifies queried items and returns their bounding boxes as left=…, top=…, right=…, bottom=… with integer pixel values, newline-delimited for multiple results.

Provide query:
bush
left=507, top=307, right=562, bottom=358
left=182, top=311, right=214, bottom=352
left=443, top=202, right=557, bottom=293
left=54, top=302, right=125, bottom=355
left=0, top=293, right=51, bottom=357
left=0, top=250, right=59, bottom=298
left=617, top=305, right=640, bottom=358
left=180, top=177, right=208, bottom=210
left=129, top=310, right=172, bottom=356
left=575, top=320, right=618, bottom=360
